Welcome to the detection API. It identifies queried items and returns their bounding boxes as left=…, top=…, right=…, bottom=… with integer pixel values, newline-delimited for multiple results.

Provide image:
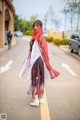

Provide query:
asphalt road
left=0, top=36, right=80, bottom=120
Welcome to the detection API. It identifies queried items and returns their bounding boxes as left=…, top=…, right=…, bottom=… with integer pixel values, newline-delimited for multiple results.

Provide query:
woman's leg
left=29, top=57, right=44, bottom=106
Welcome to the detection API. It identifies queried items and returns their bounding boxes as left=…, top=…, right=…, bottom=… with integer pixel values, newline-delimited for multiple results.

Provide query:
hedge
left=45, top=36, right=70, bottom=45
left=45, top=36, right=54, bottom=42
left=24, top=30, right=33, bottom=35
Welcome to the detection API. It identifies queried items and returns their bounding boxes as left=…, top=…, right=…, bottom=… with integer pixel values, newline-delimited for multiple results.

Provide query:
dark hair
left=33, top=20, right=42, bottom=28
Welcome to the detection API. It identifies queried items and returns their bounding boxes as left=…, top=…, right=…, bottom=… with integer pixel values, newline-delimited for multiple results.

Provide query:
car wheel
left=69, top=45, right=73, bottom=53
left=78, top=47, right=80, bottom=57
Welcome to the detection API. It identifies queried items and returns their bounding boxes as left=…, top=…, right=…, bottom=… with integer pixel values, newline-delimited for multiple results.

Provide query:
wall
left=48, top=29, right=64, bottom=39
left=0, top=0, right=14, bottom=48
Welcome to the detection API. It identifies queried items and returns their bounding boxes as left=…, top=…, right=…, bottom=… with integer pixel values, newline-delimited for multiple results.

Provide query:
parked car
left=69, top=32, right=80, bottom=57
left=14, top=31, right=23, bottom=37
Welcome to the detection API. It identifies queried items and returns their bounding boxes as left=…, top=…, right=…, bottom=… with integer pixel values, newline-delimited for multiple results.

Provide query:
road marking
left=40, top=88, right=51, bottom=120
left=0, top=60, right=13, bottom=74
left=61, top=62, right=77, bottom=76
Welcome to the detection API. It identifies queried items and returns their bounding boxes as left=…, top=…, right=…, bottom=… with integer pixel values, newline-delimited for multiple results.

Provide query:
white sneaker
left=29, top=99, right=39, bottom=107
left=39, top=97, right=44, bottom=104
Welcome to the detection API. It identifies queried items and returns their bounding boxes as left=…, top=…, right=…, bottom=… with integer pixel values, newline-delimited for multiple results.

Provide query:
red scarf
left=38, top=35, right=60, bottom=79
left=31, top=27, right=43, bottom=41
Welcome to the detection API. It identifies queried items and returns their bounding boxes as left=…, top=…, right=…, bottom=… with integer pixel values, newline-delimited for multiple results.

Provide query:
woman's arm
left=29, top=40, right=35, bottom=52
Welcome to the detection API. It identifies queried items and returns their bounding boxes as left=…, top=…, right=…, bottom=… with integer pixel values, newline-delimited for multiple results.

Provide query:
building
left=0, top=0, right=15, bottom=48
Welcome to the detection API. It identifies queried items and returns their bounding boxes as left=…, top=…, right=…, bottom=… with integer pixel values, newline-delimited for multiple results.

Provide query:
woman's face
left=34, top=25, right=40, bottom=29
left=33, top=23, right=40, bottom=29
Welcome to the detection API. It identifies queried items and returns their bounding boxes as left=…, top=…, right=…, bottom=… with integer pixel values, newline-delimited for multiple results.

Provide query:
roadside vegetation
left=14, top=14, right=69, bottom=45
left=45, top=36, right=70, bottom=45
left=14, top=0, right=80, bottom=45
left=14, top=15, right=38, bottom=35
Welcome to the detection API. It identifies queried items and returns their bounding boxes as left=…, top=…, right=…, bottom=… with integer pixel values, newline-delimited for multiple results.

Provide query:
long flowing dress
left=19, top=29, right=60, bottom=97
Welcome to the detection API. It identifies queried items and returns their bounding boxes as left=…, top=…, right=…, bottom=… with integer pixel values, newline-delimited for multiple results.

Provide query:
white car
left=14, top=31, right=23, bottom=37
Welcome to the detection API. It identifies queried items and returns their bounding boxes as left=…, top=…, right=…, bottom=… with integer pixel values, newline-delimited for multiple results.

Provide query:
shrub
left=63, top=38, right=70, bottom=45
left=45, top=36, right=70, bottom=45
left=53, top=38, right=60, bottom=45
left=24, top=30, right=33, bottom=35
left=45, top=36, right=54, bottom=42
left=53, top=38, right=70, bottom=45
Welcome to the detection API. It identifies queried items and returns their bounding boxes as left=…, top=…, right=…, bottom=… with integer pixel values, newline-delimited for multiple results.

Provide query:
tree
left=29, top=15, right=38, bottom=30
left=14, top=15, right=26, bottom=32
left=75, top=2, right=80, bottom=31
left=14, top=15, right=20, bottom=31
left=19, top=18, right=27, bottom=32
left=44, top=12, right=48, bottom=32
left=47, top=6, right=55, bottom=28
left=64, top=0, right=80, bottom=31
left=53, top=19, right=61, bottom=32
left=14, top=14, right=38, bottom=35
left=30, top=15, right=38, bottom=23
left=63, top=6, right=69, bottom=32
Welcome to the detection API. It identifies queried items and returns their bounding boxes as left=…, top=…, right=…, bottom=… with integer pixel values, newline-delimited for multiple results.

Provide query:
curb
left=59, top=45, right=80, bottom=62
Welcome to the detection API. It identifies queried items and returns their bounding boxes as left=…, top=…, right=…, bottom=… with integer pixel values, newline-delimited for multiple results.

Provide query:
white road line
left=0, top=60, right=13, bottom=74
left=5, top=60, right=13, bottom=67
left=61, top=62, right=77, bottom=76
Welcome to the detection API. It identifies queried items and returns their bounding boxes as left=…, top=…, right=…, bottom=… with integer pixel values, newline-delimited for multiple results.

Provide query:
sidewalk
left=0, top=38, right=16, bottom=53
left=59, top=45, right=69, bottom=53
left=59, top=45, right=80, bottom=61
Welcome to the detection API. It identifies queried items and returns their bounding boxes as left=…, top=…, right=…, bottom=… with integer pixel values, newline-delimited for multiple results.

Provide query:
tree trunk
left=76, top=13, right=80, bottom=32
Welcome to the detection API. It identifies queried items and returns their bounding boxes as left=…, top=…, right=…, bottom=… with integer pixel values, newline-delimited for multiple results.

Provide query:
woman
left=19, top=20, right=60, bottom=107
